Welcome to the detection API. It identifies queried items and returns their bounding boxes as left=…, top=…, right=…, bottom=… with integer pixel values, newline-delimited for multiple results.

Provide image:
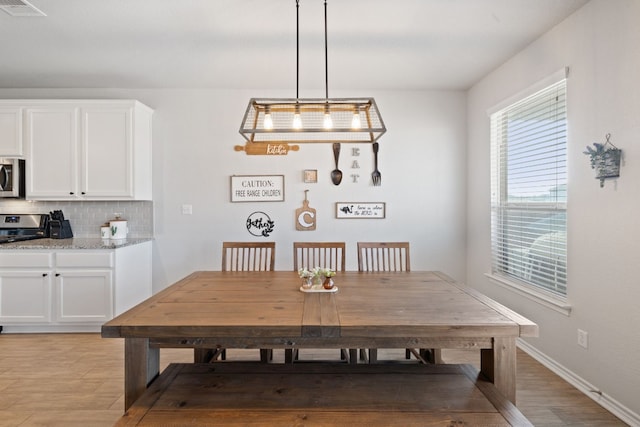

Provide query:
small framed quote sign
left=230, top=175, right=285, bottom=202
left=303, top=169, right=318, bottom=183
left=336, top=202, right=385, bottom=219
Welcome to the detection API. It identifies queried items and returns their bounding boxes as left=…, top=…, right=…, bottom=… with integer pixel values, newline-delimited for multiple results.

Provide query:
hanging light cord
left=296, top=0, right=328, bottom=100
left=324, top=0, right=329, bottom=100
left=296, top=0, right=300, bottom=100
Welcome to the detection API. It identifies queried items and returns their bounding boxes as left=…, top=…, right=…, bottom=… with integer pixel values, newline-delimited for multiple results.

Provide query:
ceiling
left=0, top=0, right=588, bottom=91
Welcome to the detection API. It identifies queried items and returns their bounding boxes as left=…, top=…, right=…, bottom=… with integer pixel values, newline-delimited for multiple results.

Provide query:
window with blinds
left=490, top=79, right=567, bottom=296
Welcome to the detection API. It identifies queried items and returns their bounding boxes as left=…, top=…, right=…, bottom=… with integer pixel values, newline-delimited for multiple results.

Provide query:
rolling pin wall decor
left=295, top=190, right=316, bottom=231
left=235, top=142, right=299, bottom=155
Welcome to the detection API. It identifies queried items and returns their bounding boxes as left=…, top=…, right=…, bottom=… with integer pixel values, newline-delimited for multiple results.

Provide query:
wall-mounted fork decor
left=371, top=142, right=381, bottom=186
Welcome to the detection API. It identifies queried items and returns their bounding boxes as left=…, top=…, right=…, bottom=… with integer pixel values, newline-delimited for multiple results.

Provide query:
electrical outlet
left=577, top=329, right=588, bottom=349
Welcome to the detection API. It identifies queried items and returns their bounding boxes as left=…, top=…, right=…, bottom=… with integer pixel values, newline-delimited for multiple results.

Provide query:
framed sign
left=231, top=175, right=285, bottom=202
left=303, top=169, right=318, bottom=183
left=336, top=202, right=385, bottom=219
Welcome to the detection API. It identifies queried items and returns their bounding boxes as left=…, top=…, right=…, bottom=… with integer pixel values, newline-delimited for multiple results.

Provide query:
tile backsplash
left=0, top=200, right=153, bottom=238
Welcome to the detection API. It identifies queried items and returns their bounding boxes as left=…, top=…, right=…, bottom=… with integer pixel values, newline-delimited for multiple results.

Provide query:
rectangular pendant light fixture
left=239, top=0, right=386, bottom=145
left=239, top=97, right=385, bottom=144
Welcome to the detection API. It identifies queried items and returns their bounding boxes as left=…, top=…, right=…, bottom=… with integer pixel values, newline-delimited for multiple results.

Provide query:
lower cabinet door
left=0, top=270, right=52, bottom=323
left=55, top=270, right=113, bottom=322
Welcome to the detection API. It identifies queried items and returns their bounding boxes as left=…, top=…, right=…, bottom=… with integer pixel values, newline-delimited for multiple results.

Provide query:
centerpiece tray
left=299, top=286, right=338, bottom=293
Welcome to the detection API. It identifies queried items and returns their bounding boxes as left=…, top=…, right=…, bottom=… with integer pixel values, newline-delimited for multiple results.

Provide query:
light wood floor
left=0, top=333, right=626, bottom=426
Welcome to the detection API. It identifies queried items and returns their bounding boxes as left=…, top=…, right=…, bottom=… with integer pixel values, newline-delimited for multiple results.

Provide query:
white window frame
left=487, top=69, right=570, bottom=315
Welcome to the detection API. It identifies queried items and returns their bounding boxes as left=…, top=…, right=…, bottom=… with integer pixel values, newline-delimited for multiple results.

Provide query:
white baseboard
left=1, top=325, right=101, bottom=333
left=517, top=339, right=639, bottom=427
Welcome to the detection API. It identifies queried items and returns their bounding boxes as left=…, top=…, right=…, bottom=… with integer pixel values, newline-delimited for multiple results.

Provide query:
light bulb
left=293, top=104, right=302, bottom=129
left=323, top=113, right=333, bottom=129
left=351, top=111, right=361, bottom=129
left=323, top=104, right=333, bottom=129
left=293, top=113, right=302, bottom=129
left=263, top=111, right=273, bottom=130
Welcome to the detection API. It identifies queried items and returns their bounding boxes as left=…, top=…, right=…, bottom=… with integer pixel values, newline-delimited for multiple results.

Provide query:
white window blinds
left=490, top=78, right=567, bottom=296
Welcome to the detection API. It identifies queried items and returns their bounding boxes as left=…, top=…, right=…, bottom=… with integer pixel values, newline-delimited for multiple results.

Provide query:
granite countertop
left=0, top=237, right=153, bottom=250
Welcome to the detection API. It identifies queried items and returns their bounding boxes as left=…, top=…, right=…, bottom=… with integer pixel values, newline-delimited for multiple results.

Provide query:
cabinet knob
left=42, top=273, right=48, bottom=277
left=55, top=273, right=61, bottom=277
left=81, top=192, right=86, bottom=195
left=69, top=192, right=74, bottom=195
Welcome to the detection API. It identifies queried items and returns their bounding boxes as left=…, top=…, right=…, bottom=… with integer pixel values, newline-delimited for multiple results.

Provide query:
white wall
left=0, top=87, right=467, bottom=293
left=149, top=89, right=468, bottom=288
left=466, top=0, right=640, bottom=421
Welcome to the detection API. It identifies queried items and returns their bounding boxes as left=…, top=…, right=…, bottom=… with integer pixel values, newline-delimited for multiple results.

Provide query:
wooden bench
left=115, top=362, right=532, bottom=426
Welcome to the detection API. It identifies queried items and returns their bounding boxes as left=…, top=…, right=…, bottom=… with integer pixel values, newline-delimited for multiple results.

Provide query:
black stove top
left=0, top=234, right=47, bottom=244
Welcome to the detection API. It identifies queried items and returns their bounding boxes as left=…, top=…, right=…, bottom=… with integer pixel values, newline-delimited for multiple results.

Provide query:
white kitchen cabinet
left=0, top=271, right=52, bottom=323
left=0, top=252, right=52, bottom=323
left=23, top=100, right=152, bottom=201
left=55, top=251, right=114, bottom=323
left=55, top=270, right=113, bottom=322
left=81, top=106, right=133, bottom=199
left=25, top=105, right=79, bottom=199
left=0, top=241, right=152, bottom=332
left=0, top=106, right=23, bottom=156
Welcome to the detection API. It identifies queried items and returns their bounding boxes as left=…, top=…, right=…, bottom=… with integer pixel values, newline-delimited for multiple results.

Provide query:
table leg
left=481, top=337, right=516, bottom=403
left=124, top=337, right=159, bottom=410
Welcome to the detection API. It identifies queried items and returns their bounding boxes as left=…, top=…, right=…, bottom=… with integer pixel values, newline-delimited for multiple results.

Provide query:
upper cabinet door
left=25, top=106, right=79, bottom=199
left=21, top=100, right=152, bottom=201
left=0, top=106, right=23, bottom=156
left=80, top=106, right=134, bottom=198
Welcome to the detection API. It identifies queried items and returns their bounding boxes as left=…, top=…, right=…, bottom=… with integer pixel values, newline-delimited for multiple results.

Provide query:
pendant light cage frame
left=239, top=97, right=386, bottom=144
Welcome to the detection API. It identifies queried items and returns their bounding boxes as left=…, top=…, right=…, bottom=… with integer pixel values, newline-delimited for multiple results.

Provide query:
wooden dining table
left=101, top=270, right=538, bottom=411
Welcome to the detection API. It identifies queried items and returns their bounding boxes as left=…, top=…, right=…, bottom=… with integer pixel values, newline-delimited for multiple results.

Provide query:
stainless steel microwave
left=0, top=158, right=25, bottom=198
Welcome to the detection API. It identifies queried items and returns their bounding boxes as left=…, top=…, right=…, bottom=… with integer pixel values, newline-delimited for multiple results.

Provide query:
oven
left=0, top=158, right=25, bottom=199
left=0, top=214, right=49, bottom=244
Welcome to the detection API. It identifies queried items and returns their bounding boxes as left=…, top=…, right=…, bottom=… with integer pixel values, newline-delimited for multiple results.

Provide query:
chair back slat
left=357, top=242, right=410, bottom=272
left=293, top=242, right=346, bottom=272
left=222, top=242, right=275, bottom=272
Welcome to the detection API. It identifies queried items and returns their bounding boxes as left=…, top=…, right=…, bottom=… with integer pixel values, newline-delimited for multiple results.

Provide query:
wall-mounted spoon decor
left=331, top=143, right=343, bottom=185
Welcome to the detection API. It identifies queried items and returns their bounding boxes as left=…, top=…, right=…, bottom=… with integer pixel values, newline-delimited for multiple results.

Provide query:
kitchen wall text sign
left=231, top=175, right=285, bottom=202
left=234, top=143, right=300, bottom=156
left=350, top=145, right=360, bottom=183
left=336, top=202, right=385, bottom=219
left=246, top=211, right=275, bottom=237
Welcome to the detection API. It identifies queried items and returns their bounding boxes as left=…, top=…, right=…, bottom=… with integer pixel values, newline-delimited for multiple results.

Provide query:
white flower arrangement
left=316, top=267, right=336, bottom=278
left=299, top=267, right=337, bottom=290
left=298, top=268, right=315, bottom=279
left=298, top=267, right=336, bottom=279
